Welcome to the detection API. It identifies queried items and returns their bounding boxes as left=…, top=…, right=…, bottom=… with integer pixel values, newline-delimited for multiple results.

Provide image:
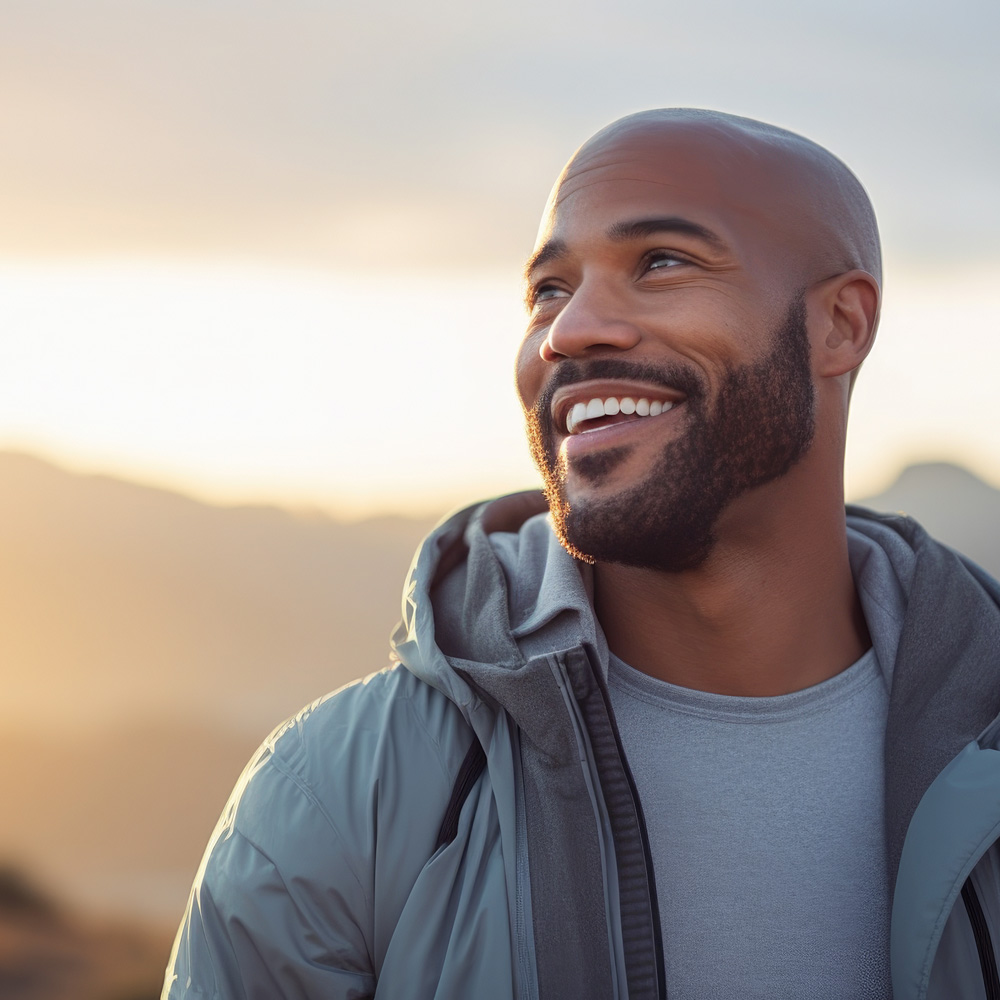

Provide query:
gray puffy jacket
left=164, top=494, right=1000, bottom=999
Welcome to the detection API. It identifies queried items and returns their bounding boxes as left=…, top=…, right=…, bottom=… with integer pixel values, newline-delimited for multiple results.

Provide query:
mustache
left=532, top=358, right=708, bottom=426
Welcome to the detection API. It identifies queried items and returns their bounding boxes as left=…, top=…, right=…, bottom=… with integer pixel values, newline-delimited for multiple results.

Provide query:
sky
left=1, top=0, right=998, bottom=517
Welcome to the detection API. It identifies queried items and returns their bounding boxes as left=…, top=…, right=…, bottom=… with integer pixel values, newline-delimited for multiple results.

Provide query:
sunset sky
left=1, top=0, right=997, bottom=517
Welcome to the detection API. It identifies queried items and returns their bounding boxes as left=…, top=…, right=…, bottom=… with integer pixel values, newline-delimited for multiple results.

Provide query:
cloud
left=1, top=0, right=997, bottom=267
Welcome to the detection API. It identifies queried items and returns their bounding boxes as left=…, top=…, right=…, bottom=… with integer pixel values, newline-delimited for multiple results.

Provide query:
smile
left=565, top=396, right=675, bottom=435
left=550, top=379, right=688, bottom=440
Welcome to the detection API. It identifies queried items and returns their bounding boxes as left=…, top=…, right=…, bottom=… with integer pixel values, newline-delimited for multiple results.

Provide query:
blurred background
left=1, top=0, right=998, bottom=995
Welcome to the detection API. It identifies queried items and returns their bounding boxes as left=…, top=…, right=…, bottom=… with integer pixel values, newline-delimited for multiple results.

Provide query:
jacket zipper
left=588, top=658, right=668, bottom=999
left=962, top=878, right=1000, bottom=1000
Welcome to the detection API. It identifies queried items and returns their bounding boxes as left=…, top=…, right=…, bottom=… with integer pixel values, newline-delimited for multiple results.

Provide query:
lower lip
left=561, top=405, right=683, bottom=457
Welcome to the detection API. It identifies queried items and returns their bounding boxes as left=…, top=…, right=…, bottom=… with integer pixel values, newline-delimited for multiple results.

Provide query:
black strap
left=434, top=738, right=487, bottom=851
left=962, top=878, right=1000, bottom=1000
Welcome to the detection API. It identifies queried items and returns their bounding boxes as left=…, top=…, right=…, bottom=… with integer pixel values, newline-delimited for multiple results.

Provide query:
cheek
left=514, top=335, right=545, bottom=412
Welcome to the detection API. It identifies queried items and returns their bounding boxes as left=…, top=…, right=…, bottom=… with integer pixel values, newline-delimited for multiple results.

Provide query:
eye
left=643, top=250, right=688, bottom=273
left=530, top=283, right=570, bottom=307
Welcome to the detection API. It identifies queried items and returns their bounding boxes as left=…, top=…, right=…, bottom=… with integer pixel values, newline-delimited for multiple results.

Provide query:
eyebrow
left=523, top=215, right=727, bottom=281
left=606, top=216, right=727, bottom=252
left=523, top=239, right=567, bottom=281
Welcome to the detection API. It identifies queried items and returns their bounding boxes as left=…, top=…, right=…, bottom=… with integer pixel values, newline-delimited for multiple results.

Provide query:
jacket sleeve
left=162, top=730, right=378, bottom=1000
left=162, top=670, right=468, bottom=1000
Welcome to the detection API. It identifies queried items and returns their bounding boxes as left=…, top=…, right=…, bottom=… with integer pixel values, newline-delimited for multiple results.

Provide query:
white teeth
left=566, top=401, right=588, bottom=433
left=564, top=394, right=676, bottom=433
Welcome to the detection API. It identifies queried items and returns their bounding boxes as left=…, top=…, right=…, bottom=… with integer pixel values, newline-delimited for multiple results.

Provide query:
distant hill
left=853, top=460, right=1000, bottom=579
left=1, top=451, right=998, bottom=925
left=0, top=450, right=437, bottom=735
left=0, top=451, right=437, bottom=922
left=0, top=864, right=171, bottom=1000
left=0, top=720, right=264, bottom=924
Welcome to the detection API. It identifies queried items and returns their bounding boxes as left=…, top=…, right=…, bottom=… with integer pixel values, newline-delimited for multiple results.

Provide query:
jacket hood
left=393, top=492, right=1000, bottom=882
left=847, top=505, right=1000, bottom=881
left=391, top=490, right=602, bottom=753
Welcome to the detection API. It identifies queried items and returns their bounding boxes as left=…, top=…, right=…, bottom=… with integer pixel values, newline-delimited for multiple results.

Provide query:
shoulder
left=166, top=666, right=477, bottom=997
left=269, top=664, right=475, bottom=781
left=225, top=665, right=476, bottom=871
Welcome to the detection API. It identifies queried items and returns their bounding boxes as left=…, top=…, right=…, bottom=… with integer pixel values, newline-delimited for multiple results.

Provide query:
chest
left=608, top=653, right=892, bottom=998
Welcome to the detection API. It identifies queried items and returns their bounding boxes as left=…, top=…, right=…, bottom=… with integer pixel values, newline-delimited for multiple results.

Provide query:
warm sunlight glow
left=0, top=259, right=540, bottom=517
left=2, top=259, right=999, bottom=514
left=845, top=264, right=1000, bottom=499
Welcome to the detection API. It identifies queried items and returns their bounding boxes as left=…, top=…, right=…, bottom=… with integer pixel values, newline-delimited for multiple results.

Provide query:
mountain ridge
left=2, top=450, right=998, bottom=922
left=0, top=449, right=437, bottom=735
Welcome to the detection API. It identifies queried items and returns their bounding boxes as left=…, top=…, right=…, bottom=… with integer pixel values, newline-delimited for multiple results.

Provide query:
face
left=517, top=123, right=817, bottom=571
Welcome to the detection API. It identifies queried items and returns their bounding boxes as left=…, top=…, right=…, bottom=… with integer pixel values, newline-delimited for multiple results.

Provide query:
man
left=164, top=110, right=1000, bottom=999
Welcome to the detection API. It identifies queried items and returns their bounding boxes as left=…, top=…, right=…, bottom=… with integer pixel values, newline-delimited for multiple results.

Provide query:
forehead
left=535, top=124, right=796, bottom=269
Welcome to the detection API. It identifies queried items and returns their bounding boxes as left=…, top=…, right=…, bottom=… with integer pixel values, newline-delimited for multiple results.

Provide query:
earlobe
left=809, top=270, right=880, bottom=379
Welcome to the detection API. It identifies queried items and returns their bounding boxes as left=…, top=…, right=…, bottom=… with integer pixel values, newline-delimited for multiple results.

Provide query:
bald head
left=545, top=108, right=881, bottom=294
left=518, top=109, right=883, bottom=571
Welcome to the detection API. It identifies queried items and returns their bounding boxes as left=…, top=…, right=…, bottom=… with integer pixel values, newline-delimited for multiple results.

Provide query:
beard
left=525, top=294, right=815, bottom=572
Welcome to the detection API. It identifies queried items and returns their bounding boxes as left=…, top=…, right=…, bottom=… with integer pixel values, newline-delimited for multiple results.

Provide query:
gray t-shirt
left=607, top=648, right=892, bottom=999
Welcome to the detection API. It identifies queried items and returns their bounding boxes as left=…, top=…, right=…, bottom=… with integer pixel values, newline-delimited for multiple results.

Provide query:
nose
left=539, top=284, right=642, bottom=362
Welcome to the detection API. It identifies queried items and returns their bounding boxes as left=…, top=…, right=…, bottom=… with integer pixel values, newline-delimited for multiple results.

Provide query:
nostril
left=539, top=336, right=565, bottom=362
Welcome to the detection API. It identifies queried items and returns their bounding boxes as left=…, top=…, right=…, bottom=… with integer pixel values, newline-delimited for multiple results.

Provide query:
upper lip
left=550, top=379, right=688, bottom=435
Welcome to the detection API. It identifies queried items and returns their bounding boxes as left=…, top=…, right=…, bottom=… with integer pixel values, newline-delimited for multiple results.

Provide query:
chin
left=552, top=481, right=721, bottom=572
left=529, top=294, right=816, bottom=573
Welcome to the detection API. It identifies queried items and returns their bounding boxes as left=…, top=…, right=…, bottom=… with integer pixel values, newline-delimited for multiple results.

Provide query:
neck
left=592, top=469, right=869, bottom=696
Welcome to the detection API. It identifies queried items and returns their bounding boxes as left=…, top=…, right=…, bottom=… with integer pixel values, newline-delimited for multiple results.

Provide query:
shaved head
left=546, top=108, right=882, bottom=295
left=518, top=108, right=883, bottom=569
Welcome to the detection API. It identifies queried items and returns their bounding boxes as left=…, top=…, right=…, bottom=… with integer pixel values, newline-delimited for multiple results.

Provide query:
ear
left=806, top=270, right=880, bottom=379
